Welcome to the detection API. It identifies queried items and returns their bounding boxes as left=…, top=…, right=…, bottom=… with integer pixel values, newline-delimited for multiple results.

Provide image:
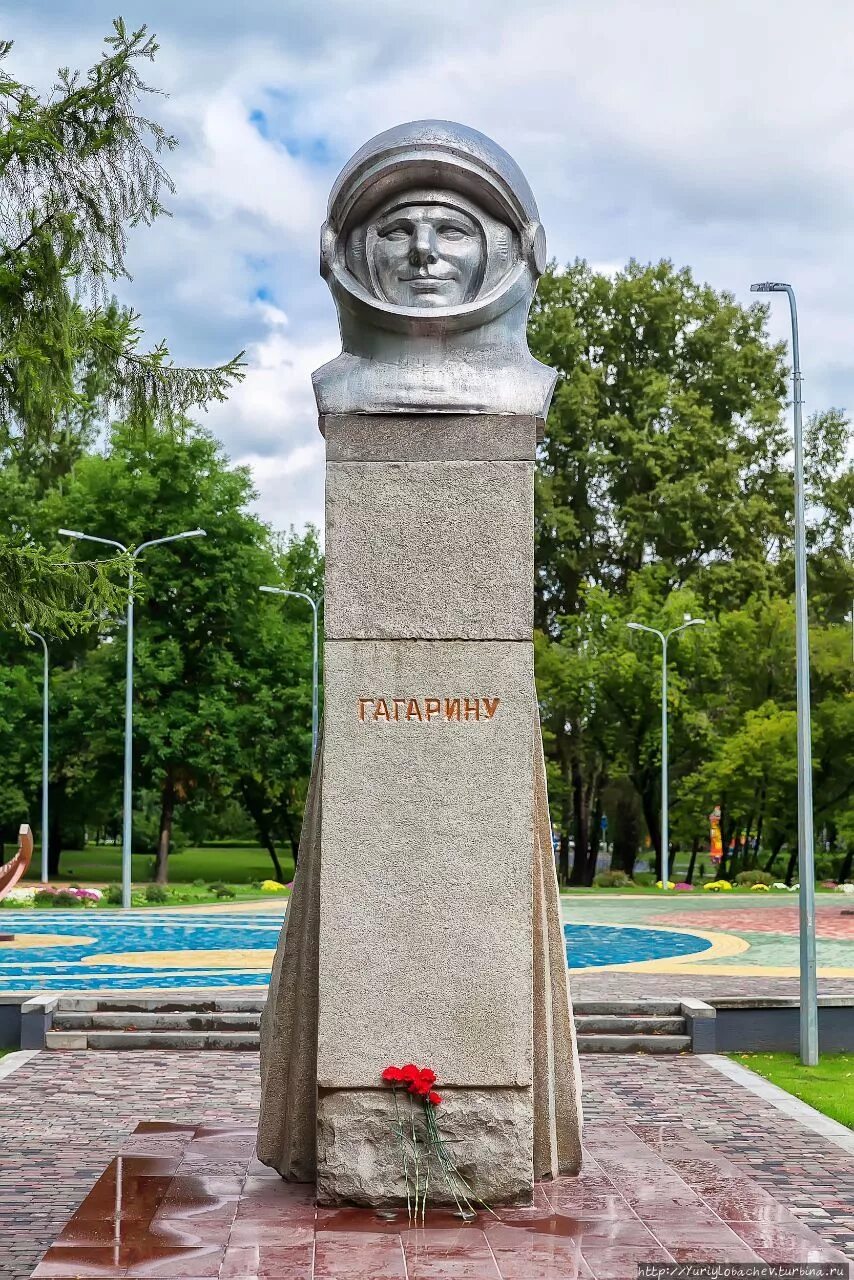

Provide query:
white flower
left=836, top=882, right=854, bottom=894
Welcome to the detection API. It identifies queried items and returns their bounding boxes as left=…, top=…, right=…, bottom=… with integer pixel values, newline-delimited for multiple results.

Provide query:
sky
left=3, top=0, right=854, bottom=536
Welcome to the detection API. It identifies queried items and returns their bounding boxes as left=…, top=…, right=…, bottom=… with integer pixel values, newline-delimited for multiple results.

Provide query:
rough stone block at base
left=316, top=1087, right=534, bottom=1208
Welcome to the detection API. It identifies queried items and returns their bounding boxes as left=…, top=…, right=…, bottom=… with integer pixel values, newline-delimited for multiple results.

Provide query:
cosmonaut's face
left=369, top=202, right=485, bottom=308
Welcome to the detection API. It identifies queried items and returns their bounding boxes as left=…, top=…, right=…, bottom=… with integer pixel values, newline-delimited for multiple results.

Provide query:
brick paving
left=571, top=970, right=854, bottom=999
left=649, top=906, right=854, bottom=939
left=2, top=1052, right=852, bottom=1279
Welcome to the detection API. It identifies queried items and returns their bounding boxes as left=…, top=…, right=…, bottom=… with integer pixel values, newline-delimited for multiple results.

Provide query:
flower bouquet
left=381, top=1062, right=495, bottom=1223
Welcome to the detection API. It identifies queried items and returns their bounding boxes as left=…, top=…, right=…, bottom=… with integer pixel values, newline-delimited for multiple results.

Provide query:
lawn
left=732, top=1053, right=854, bottom=1130
left=23, top=841, right=294, bottom=887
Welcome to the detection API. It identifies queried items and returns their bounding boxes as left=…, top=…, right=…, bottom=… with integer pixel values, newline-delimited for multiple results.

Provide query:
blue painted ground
left=564, top=922, right=711, bottom=969
left=0, top=911, right=711, bottom=990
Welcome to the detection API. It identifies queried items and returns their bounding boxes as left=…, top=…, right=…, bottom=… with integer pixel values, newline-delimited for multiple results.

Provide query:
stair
left=574, top=1001, right=691, bottom=1054
left=45, top=995, right=265, bottom=1051
left=43, top=995, right=692, bottom=1053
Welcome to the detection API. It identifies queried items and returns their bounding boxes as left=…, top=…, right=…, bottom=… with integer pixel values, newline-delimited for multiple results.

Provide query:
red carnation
left=399, top=1063, right=421, bottom=1082
left=381, top=1065, right=405, bottom=1085
left=427, top=1091, right=442, bottom=1107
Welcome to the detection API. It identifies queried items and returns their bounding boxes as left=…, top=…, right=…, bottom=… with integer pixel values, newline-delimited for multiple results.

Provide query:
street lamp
left=260, top=586, right=320, bottom=761
left=24, top=627, right=49, bottom=883
left=750, top=280, right=818, bottom=1066
left=59, top=527, right=206, bottom=908
left=626, top=616, right=706, bottom=891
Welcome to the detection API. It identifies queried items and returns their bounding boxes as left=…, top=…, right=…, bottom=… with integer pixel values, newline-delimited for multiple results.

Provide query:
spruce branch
left=0, top=541, right=131, bottom=635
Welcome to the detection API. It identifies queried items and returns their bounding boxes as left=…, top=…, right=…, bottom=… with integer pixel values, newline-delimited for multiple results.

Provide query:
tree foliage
left=0, top=20, right=243, bottom=634
left=0, top=423, right=322, bottom=879
left=530, top=260, right=854, bottom=884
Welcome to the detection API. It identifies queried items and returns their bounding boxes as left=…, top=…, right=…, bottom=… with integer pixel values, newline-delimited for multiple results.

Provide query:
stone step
left=576, top=1033, right=691, bottom=1054
left=574, top=1015, right=686, bottom=1036
left=52, top=1011, right=262, bottom=1032
left=44, top=1029, right=261, bottom=1051
left=53, top=996, right=267, bottom=1014
left=573, top=1000, right=684, bottom=1017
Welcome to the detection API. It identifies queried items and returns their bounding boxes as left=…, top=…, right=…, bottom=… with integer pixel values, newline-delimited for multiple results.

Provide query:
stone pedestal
left=258, top=413, right=582, bottom=1206
left=258, top=118, right=582, bottom=1208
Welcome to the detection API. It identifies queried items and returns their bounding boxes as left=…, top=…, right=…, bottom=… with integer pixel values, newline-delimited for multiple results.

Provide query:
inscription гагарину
left=358, top=697, right=500, bottom=722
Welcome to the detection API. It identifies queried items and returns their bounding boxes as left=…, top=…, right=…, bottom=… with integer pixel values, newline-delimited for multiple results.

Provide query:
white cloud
left=3, top=0, right=853, bottom=533
left=202, top=302, right=335, bottom=532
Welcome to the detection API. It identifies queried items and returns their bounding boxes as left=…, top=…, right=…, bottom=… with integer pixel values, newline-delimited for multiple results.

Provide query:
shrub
left=735, top=870, right=774, bottom=887
left=145, top=883, right=169, bottom=904
left=674, top=882, right=694, bottom=891
left=703, top=879, right=733, bottom=892
left=214, top=884, right=236, bottom=899
left=592, top=870, right=633, bottom=888
left=34, top=888, right=85, bottom=908
left=633, top=871, right=656, bottom=886
left=1, top=886, right=36, bottom=904
left=261, top=879, right=287, bottom=893
left=750, top=883, right=770, bottom=892
left=105, top=884, right=123, bottom=905
left=656, top=880, right=676, bottom=889
left=192, top=878, right=206, bottom=887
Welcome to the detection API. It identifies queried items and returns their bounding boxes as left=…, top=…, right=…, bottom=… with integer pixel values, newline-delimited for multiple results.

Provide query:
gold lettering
left=359, top=695, right=501, bottom=722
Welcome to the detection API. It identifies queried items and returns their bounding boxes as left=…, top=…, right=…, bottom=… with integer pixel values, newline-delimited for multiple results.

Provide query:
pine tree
left=0, top=19, right=244, bottom=632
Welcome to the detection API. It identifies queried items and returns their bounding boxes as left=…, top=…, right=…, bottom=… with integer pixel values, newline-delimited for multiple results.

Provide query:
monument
left=258, top=120, right=583, bottom=1207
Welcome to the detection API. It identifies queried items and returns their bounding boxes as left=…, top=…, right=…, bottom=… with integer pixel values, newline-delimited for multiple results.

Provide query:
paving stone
left=1, top=1051, right=852, bottom=1278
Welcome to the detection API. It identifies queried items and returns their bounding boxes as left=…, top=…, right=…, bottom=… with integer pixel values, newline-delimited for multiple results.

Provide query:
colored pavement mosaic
left=1, top=895, right=852, bottom=1003
left=563, top=894, right=854, bottom=1000
left=0, top=911, right=718, bottom=992
left=0, top=1051, right=850, bottom=1280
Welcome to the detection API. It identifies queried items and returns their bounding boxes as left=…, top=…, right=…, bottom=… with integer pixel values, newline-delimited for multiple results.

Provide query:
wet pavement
left=30, top=1119, right=849, bottom=1278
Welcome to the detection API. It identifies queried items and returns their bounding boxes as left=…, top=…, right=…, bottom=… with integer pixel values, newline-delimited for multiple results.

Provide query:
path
left=1, top=1050, right=851, bottom=1278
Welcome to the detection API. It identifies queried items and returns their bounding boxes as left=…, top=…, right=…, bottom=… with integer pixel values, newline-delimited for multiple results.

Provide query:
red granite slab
left=29, top=1119, right=851, bottom=1279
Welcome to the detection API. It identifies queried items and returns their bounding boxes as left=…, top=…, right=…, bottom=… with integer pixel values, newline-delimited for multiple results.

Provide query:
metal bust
left=313, top=120, right=557, bottom=418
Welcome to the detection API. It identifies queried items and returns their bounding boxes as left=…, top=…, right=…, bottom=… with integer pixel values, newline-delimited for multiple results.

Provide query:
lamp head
left=259, top=585, right=281, bottom=595
left=626, top=622, right=643, bottom=631
left=58, top=528, right=85, bottom=539
left=750, top=282, right=788, bottom=293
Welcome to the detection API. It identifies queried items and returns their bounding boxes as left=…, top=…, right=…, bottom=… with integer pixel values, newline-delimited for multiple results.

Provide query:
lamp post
left=259, top=586, right=320, bottom=761
left=59, top=527, right=206, bottom=908
left=25, top=627, right=49, bottom=883
left=750, top=280, right=818, bottom=1066
left=626, top=617, right=706, bottom=891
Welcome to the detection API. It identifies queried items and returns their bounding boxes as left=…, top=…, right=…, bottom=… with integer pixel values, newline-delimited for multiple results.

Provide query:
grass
left=731, top=1052, right=854, bottom=1130
left=22, top=841, right=295, bottom=887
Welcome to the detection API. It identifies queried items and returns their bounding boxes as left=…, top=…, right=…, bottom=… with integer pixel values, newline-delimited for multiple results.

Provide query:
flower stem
left=391, top=1087, right=412, bottom=1223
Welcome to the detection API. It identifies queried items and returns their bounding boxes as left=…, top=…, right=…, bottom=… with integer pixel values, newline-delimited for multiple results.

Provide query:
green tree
left=529, top=259, right=853, bottom=882
left=41, top=424, right=320, bottom=882
left=0, top=19, right=242, bottom=633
